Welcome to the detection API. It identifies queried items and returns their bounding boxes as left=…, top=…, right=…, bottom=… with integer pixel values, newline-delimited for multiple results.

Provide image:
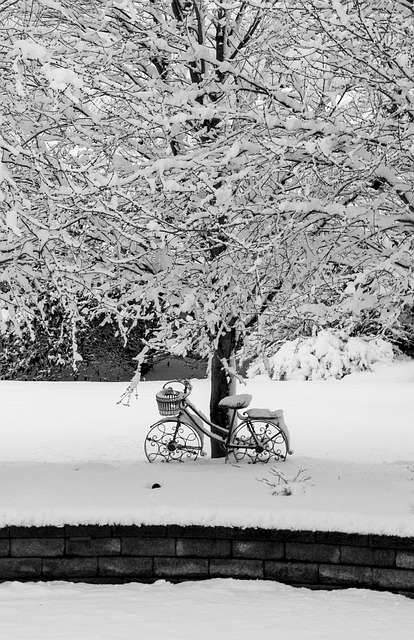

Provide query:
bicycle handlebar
left=162, top=379, right=193, bottom=398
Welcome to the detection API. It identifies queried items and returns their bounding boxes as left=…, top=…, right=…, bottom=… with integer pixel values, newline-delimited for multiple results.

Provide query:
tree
left=275, top=0, right=414, bottom=342
left=1, top=1, right=413, bottom=456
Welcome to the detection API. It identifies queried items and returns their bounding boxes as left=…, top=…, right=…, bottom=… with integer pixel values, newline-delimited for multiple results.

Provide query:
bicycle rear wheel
left=144, top=419, right=204, bottom=462
left=227, top=418, right=288, bottom=464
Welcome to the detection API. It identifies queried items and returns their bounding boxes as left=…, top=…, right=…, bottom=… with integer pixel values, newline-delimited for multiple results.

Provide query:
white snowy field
left=1, top=360, right=414, bottom=535
left=1, top=579, right=414, bottom=640
left=1, top=361, right=414, bottom=638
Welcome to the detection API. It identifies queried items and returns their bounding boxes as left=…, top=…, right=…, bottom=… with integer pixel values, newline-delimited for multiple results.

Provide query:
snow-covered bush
left=247, top=331, right=396, bottom=381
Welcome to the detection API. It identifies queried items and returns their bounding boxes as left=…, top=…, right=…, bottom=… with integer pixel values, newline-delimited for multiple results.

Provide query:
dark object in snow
left=151, top=483, right=161, bottom=489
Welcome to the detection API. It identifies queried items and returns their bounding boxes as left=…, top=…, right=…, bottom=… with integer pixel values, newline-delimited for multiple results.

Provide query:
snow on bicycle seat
left=218, top=394, right=252, bottom=409
left=244, top=408, right=284, bottom=419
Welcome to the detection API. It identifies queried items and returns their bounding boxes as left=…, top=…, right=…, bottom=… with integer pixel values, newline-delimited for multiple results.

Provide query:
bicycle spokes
left=144, top=420, right=204, bottom=462
left=227, top=419, right=288, bottom=464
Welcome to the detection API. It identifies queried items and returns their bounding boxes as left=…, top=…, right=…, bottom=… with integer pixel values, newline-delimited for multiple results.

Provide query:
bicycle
left=144, top=379, right=293, bottom=464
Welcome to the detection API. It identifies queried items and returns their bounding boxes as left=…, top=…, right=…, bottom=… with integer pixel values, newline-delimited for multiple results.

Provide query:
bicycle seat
left=218, top=394, right=252, bottom=409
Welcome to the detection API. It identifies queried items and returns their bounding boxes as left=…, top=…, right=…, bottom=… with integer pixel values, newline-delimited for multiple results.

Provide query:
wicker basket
left=156, top=388, right=183, bottom=416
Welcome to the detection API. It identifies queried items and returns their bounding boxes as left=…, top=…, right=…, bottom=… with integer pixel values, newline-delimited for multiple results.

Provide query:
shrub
left=247, top=330, right=396, bottom=381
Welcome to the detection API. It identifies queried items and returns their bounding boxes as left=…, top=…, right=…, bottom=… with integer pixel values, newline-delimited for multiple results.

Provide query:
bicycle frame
left=178, top=397, right=237, bottom=444
left=144, top=378, right=291, bottom=463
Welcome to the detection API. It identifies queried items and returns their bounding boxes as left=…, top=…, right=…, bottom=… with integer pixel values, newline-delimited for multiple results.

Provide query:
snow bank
left=1, top=362, right=414, bottom=535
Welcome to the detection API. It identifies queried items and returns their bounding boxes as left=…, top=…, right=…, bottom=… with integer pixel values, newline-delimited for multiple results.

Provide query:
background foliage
left=1, top=0, right=414, bottom=385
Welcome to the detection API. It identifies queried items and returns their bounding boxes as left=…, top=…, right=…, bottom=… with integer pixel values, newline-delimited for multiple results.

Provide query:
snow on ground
left=1, top=579, right=414, bottom=640
left=1, top=360, right=414, bottom=638
left=1, top=360, right=414, bottom=535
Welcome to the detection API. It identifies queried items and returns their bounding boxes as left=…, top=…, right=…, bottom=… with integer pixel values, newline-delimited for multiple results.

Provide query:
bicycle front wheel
left=227, top=418, right=288, bottom=464
left=144, top=419, right=204, bottom=462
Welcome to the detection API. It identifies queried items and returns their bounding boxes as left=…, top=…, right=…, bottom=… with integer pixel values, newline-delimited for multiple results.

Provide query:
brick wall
left=1, top=524, right=414, bottom=596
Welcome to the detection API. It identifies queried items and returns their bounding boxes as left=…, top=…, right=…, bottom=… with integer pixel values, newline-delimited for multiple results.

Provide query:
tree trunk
left=209, top=328, right=237, bottom=458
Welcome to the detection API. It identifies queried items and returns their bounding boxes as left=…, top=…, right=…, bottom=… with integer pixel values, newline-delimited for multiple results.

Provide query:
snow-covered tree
left=1, top=1, right=414, bottom=455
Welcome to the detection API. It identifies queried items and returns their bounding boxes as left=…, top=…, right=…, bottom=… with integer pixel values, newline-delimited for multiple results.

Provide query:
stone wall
left=1, top=524, right=414, bottom=596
